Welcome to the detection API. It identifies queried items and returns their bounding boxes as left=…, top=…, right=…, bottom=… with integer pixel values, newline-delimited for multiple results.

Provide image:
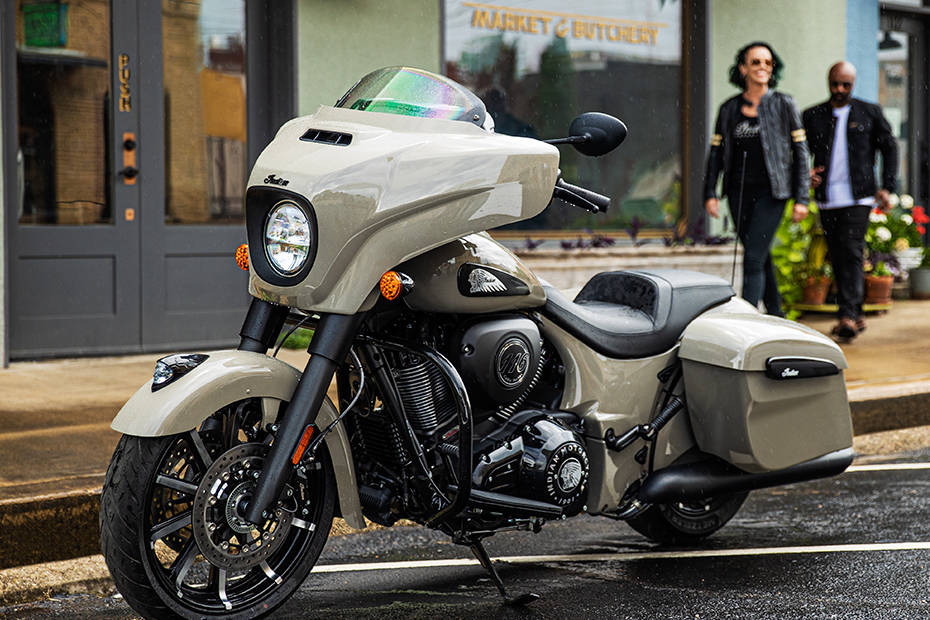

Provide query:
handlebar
left=553, top=178, right=611, bottom=214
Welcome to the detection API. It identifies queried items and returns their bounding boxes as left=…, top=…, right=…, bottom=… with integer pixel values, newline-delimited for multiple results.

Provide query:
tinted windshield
left=336, top=67, right=487, bottom=127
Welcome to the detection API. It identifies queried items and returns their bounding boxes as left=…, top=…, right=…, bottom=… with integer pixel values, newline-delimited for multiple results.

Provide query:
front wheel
left=625, top=492, right=748, bottom=545
left=100, top=401, right=335, bottom=619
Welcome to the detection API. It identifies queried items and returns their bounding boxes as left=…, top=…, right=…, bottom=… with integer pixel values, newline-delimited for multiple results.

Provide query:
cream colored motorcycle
left=100, top=67, right=853, bottom=618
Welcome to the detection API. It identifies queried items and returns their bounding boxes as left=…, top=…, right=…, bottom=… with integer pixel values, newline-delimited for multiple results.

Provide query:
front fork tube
left=242, top=307, right=362, bottom=524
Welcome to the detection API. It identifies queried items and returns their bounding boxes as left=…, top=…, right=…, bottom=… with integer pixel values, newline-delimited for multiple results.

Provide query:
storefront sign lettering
left=118, top=53, right=131, bottom=112
left=466, top=2, right=662, bottom=45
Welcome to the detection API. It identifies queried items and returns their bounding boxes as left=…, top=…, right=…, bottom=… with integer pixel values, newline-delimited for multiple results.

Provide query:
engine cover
left=456, top=316, right=542, bottom=406
left=473, top=415, right=589, bottom=517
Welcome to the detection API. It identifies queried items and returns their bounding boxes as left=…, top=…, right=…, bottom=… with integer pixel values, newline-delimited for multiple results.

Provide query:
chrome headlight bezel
left=264, top=200, right=312, bottom=276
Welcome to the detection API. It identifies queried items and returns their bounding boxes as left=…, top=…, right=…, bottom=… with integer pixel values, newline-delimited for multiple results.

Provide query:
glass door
left=138, top=0, right=249, bottom=351
left=879, top=12, right=929, bottom=206
left=7, top=0, right=274, bottom=358
left=9, top=0, right=142, bottom=358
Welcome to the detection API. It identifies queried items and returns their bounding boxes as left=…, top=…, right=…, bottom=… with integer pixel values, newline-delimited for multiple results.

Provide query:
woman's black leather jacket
left=703, top=91, right=810, bottom=204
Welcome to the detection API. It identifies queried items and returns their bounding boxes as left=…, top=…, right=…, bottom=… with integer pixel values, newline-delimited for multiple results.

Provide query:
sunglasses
left=830, top=81, right=853, bottom=88
left=747, top=58, right=773, bottom=67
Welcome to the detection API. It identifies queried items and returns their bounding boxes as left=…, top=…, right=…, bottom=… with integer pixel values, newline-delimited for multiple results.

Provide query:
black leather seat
left=541, top=270, right=735, bottom=359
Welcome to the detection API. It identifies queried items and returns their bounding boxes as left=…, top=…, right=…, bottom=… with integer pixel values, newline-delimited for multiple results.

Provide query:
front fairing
left=246, top=105, right=559, bottom=313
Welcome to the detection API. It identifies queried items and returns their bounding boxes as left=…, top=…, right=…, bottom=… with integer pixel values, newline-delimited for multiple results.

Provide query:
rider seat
left=541, top=270, right=735, bottom=359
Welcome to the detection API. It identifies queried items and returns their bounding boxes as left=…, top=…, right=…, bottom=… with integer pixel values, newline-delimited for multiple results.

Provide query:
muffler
left=638, top=447, right=854, bottom=504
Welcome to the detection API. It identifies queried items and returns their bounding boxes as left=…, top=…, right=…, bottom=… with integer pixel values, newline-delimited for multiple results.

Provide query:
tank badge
left=458, top=264, right=530, bottom=297
left=469, top=269, right=506, bottom=294
left=496, top=338, right=530, bottom=388
left=264, top=174, right=290, bottom=187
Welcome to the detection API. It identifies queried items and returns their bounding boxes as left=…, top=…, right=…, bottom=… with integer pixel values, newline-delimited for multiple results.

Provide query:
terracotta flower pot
left=801, top=276, right=831, bottom=305
left=865, top=274, right=894, bottom=304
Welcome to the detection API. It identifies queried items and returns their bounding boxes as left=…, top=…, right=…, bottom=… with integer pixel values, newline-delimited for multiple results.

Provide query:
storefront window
left=443, top=0, right=682, bottom=230
left=16, top=0, right=112, bottom=226
left=163, top=0, right=246, bottom=224
left=878, top=30, right=909, bottom=197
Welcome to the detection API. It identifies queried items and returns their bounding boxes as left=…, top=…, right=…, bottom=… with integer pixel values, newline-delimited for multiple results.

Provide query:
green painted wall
left=711, top=0, right=847, bottom=117
left=297, top=0, right=442, bottom=116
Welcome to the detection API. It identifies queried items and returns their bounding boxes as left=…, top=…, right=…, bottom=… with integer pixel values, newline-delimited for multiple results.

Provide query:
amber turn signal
left=379, top=270, right=414, bottom=300
left=235, top=244, right=249, bottom=271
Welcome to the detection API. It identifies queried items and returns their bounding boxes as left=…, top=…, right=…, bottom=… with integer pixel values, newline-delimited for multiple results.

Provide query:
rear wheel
left=626, top=492, right=748, bottom=545
left=100, top=400, right=335, bottom=619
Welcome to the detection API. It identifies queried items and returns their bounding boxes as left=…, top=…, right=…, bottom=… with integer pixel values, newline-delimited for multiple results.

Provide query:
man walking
left=803, top=61, right=897, bottom=340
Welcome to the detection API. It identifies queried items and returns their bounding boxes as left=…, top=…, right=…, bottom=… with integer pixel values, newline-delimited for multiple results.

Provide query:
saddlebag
left=678, top=300, right=853, bottom=473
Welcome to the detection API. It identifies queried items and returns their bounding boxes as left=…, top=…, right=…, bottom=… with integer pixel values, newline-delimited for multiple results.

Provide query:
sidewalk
left=1, top=301, right=929, bottom=569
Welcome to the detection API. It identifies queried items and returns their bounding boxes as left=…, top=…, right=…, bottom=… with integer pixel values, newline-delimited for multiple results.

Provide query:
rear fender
left=111, top=350, right=365, bottom=529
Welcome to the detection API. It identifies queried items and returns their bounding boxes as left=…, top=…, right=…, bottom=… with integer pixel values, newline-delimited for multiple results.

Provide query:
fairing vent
left=299, top=128, right=352, bottom=146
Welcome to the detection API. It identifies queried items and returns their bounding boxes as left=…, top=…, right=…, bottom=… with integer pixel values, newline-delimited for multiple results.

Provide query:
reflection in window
left=163, top=0, right=246, bottom=224
left=444, top=0, right=682, bottom=230
left=877, top=30, right=909, bottom=197
left=16, top=0, right=111, bottom=226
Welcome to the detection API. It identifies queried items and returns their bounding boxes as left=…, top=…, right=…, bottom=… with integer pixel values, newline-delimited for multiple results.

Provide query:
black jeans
left=730, top=187, right=785, bottom=316
left=819, top=205, right=870, bottom=320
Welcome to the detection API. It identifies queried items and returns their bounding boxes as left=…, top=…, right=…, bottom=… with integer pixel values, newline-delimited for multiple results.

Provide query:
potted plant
left=800, top=262, right=833, bottom=305
left=910, top=247, right=930, bottom=300
left=865, top=260, right=894, bottom=304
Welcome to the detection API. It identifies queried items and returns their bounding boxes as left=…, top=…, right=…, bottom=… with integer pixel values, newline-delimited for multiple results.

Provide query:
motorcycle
left=100, top=67, right=854, bottom=618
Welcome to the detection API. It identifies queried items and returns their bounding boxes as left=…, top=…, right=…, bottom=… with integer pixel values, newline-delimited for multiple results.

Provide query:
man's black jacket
left=703, top=91, right=810, bottom=204
left=802, top=98, right=897, bottom=203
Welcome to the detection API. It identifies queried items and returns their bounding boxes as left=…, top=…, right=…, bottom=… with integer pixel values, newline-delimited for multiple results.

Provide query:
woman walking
left=704, top=42, right=810, bottom=316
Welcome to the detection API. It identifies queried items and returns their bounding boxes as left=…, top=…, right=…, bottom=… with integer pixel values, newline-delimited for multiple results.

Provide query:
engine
left=350, top=312, right=575, bottom=525
left=472, top=412, right=589, bottom=516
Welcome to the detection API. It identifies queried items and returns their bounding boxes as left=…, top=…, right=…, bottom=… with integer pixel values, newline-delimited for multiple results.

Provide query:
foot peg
left=469, top=539, right=539, bottom=606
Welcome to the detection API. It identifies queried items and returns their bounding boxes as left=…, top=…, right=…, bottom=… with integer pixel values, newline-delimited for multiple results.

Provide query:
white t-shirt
left=823, top=105, right=874, bottom=209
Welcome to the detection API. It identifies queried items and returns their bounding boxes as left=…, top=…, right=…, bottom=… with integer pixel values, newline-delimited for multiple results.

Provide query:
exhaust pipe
left=638, top=447, right=854, bottom=504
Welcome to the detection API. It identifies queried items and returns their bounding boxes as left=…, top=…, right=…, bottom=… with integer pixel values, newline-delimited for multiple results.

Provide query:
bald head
left=828, top=62, right=856, bottom=107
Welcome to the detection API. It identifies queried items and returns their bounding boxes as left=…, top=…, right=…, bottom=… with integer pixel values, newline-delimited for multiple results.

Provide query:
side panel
left=538, top=316, right=695, bottom=513
left=400, top=234, right=546, bottom=313
left=111, top=350, right=365, bottom=529
left=684, top=360, right=853, bottom=472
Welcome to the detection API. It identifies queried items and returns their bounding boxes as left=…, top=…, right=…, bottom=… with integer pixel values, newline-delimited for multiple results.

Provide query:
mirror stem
left=543, top=134, right=590, bottom=145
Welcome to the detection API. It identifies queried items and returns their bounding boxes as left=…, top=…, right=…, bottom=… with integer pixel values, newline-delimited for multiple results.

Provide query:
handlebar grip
left=554, top=179, right=611, bottom=213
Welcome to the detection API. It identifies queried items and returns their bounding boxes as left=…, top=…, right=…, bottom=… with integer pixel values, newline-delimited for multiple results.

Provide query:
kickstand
left=469, top=539, right=540, bottom=606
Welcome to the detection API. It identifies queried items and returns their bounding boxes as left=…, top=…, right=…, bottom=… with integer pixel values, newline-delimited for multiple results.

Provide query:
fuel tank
left=398, top=233, right=546, bottom=313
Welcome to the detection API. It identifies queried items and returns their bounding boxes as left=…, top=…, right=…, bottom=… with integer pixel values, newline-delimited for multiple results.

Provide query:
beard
left=831, top=91, right=850, bottom=105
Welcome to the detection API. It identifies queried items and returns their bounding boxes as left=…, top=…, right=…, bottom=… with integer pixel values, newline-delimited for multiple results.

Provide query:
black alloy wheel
left=100, top=399, right=335, bottom=619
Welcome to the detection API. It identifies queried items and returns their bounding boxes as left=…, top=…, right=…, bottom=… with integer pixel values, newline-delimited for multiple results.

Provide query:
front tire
left=100, top=402, right=335, bottom=619
left=626, top=492, right=748, bottom=545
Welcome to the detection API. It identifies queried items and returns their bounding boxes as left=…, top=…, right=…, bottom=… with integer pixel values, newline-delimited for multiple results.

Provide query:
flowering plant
left=866, top=194, right=928, bottom=253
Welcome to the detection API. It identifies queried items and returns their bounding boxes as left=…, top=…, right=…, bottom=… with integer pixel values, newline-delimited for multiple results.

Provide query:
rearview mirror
left=545, top=113, right=628, bottom=157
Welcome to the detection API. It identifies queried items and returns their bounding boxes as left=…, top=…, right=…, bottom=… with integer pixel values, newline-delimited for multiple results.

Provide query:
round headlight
left=264, top=201, right=311, bottom=275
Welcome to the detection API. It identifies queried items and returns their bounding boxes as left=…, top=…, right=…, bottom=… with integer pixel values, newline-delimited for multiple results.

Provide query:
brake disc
left=191, top=443, right=293, bottom=570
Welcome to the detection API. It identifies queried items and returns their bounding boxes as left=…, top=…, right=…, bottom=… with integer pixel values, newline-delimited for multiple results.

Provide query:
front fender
left=111, top=350, right=365, bottom=529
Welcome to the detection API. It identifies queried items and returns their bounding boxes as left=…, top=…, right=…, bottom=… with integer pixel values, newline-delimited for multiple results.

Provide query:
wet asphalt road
left=7, top=448, right=930, bottom=619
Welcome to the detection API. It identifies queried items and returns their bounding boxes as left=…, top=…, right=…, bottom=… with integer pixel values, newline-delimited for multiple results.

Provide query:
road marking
left=847, top=462, right=930, bottom=472
left=311, top=542, right=930, bottom=573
